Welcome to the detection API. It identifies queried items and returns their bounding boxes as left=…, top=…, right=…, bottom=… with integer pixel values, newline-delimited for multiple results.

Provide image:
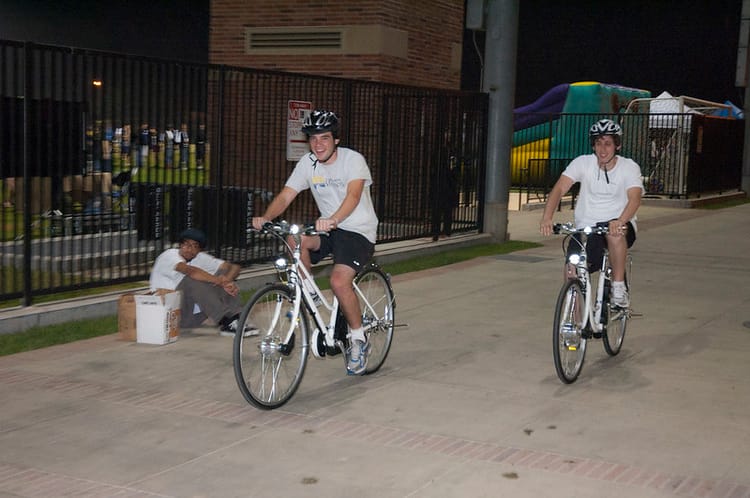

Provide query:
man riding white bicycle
left=540, top=119, right=644, bottom=307
left=251, top=109, right=379, bottom=375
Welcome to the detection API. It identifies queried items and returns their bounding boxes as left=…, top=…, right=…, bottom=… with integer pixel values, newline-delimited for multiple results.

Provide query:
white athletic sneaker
left=612, top=282, right=629, bottom=308
left=346, top=340, right=370, bottom=375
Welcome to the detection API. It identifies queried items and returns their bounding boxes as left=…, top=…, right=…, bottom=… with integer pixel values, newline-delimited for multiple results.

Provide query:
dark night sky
left=0, top=0, right=209, bottom=63
left=1, top=0, right=744, bottom=107
left=471, top=0, right=744, bottom=107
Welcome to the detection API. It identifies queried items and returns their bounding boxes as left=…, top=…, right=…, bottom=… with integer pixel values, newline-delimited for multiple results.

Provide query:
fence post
left=22, top=42, right=32, bottom=306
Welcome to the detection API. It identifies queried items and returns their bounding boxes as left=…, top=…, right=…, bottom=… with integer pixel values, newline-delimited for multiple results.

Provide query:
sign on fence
left=287, top=100, right=312, bottom=161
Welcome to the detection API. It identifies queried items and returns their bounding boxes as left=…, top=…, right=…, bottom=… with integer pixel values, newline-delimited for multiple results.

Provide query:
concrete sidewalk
left=1, top=202, right=749, bottom=497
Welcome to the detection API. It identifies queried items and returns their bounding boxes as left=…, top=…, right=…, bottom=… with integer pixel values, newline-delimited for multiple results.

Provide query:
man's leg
left=605, top=234, right=628, bottom=281
left=606, top=233, right=629, bottom=306
left=176, top=281, right=207, bottom=327
left=298, top=234, right=321, bottom=272
left=330, top=263, right=361, bottom=331
left=178, top=277, right=240, bottom=327
left=330, top=263, right=370, bottom=374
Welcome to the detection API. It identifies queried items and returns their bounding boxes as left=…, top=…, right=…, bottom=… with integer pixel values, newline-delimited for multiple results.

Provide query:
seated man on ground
left=149, top=228, right=256, bottom=336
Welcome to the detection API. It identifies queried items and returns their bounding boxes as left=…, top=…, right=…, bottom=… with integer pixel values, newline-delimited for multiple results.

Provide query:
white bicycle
left=552, top=222, right=632, bottom=384
left=232, top=221, right=397, bottom=409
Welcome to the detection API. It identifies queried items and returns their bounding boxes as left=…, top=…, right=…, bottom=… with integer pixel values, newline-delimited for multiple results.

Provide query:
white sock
left=349, top=327, right=365, bottom=343
left=612, top=281, right=626, bottom=294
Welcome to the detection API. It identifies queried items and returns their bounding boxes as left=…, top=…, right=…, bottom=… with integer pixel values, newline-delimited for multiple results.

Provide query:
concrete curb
left=0, top=232, right=490, bottom=334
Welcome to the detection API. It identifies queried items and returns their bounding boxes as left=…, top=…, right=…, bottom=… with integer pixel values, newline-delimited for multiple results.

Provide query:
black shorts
left=309, top=228, right=374, bottom=273
left=566, top=220, right=636, bottom=273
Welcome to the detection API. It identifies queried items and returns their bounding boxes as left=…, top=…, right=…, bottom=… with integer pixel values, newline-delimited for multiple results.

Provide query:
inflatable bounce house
left=511, top=81, right=651, bottom=184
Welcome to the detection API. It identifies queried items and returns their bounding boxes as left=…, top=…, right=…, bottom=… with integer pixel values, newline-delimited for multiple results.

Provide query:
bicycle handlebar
left=247, top=220, right=329, bottom=237
left=553, top=222, right=610, bottom=236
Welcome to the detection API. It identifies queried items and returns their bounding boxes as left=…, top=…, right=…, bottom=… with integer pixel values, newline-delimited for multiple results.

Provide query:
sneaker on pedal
left=612, top=285, right=629, bottom=308
left=346, top=339, right=370, bottom=375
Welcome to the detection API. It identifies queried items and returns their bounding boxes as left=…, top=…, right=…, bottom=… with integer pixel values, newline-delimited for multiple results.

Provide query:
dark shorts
left=309, top=228, right=374, bottom=273
left=566, top=220, right=636, bottom=273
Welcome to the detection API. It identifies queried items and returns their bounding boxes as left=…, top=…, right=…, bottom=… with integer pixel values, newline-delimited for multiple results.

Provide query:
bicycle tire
left=603, top=265, right=629, bottom=356
left=355, top=265, right=395, bottom=375
left=553, top=279, right=587, bottom=384
left=233, top=284, right=309, bottom=409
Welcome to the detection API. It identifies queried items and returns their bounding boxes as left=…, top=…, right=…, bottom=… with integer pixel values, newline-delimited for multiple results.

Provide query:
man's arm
left=615, top=186, right=642, bottom=226
left=540, top=175, right=575, bottom=236
left=218, top=261, right=241, bottom=281
left=316, top=179, right=365, bottom=232
left=252, top=186, right=298, bottom=229
left=174, top=261, right=222, bottom=284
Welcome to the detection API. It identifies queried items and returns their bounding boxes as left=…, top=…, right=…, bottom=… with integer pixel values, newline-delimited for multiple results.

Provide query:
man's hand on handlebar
left=540, top=218, right=554, bottom=237
left=251, top=217, right=269, bottom=230
left=315, top=217, right=338, bottom=233
left=608, top=219, right=627, bottom=237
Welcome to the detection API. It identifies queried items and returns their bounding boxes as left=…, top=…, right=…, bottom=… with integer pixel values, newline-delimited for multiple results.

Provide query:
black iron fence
left=0, top=40, right=487, bottom=305
left=511, top=112, right=743, bottom=201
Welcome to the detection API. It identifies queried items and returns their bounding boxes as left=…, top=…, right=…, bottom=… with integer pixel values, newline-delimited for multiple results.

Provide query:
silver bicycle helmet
left=589, top=119, right=622, bottom=145
left=302, top=109, right=339, bottom=137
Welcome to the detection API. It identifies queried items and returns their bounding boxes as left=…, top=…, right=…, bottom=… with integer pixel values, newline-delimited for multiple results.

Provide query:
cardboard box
left=135, top=291, right=182, bottom=345
left=117, top=293, right=138, bottom=341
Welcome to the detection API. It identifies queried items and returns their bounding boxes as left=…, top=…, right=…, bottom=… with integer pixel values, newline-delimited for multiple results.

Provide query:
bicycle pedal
left=566, top=345, right=578, bottom=351
left=592, top=331, right=602, bottom=339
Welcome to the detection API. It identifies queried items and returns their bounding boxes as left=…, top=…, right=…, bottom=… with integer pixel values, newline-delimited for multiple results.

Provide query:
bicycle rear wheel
left=355, top=266, right=395, bottom=374
left=233, top=284, right=309, bottom=409
left=553, top=279, right=587, bottom=384
left=603, top=264, right=630, bottom=356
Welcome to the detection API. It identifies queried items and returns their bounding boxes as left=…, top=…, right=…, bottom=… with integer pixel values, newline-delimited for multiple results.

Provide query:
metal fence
left=0, top=41, right=487, bottom=305
left=511, top=112, right=743, bottom=201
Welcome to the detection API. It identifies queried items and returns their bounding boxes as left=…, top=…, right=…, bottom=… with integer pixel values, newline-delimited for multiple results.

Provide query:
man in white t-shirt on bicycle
left=540, top=119, right=644, bottom=307
left=252, top=110, right=379, bottom=375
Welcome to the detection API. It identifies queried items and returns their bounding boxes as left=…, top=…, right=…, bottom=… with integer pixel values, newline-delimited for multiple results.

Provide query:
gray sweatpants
left=177, top=274, right=242, bottom=328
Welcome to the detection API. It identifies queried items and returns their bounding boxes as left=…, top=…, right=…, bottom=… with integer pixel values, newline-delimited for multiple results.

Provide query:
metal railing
left=0, top=40, right=488, bottom=305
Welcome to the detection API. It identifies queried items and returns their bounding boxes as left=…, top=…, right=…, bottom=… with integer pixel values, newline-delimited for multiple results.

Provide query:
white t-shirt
left=562, top=154, right=644, bottom=230
left=149, top=248, right=225, bottom=291
left=285, top=147, right=379, bottom=243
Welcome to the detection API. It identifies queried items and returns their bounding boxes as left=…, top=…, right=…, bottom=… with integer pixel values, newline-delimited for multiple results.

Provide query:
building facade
left=209, top=0, right=465, bottom=90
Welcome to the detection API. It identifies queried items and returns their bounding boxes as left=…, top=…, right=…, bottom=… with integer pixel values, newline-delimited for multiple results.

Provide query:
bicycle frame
left=265, top=221, right=385, bottom=353
left=567, top=236, right=610, bottom=335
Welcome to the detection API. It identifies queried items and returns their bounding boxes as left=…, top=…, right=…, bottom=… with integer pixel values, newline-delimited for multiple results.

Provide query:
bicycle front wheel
left=553, top=279, right=587, bottom=384
left=355, top=266, right=395, bottom=374
left=233, top=284, right=309, bottom=409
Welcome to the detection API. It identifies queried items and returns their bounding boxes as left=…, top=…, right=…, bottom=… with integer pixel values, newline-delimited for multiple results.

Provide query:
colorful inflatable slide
left=511, top=81, right=651, bottom=183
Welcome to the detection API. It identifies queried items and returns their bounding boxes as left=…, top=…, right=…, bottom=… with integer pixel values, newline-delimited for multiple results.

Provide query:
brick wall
left=210, top=0, right=464, bottom=90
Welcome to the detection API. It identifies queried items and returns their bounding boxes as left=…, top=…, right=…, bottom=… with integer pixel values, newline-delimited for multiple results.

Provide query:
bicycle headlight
left=568, top=253, right=581, bottom=265
left=274, top=257, right=288, bottom=271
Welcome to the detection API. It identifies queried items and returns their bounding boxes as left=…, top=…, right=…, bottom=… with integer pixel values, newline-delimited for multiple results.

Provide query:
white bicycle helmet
left=589, top=119, right=622, bottom=145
